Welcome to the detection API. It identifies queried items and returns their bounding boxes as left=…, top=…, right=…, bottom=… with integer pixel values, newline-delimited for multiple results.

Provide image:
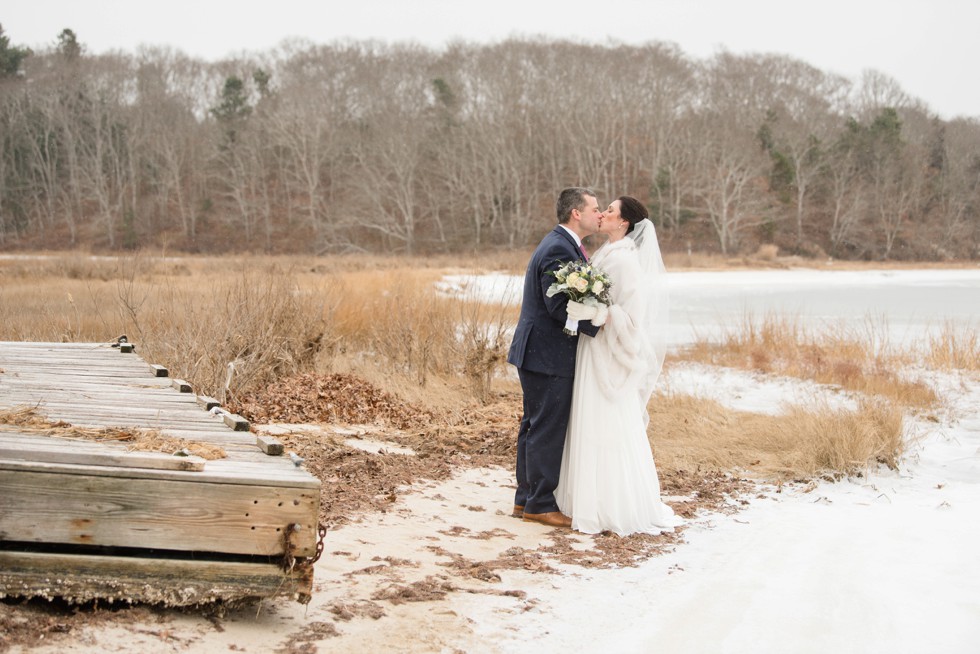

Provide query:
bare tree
left=755, top=57, right=852, bottom=249
left=931, top=118, right=980, bottom=257
left=345, top=44, right=438, bottom=254
left=823, top=135, right=869, bottom=257
left=688, top=122, right=768, bottom=254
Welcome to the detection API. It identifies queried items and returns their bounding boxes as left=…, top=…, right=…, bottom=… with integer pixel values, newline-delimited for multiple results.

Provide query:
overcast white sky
left=4, top=0, right=977, bottom=119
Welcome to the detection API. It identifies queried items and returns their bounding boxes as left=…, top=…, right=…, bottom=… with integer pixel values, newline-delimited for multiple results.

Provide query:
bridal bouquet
left=546, top=260, right=612, bottom=335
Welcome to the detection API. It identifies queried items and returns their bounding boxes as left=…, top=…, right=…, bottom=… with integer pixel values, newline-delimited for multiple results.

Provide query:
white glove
left=566, top=300, right=599, bottom=322
left=591, top=303, right=609, bottom=326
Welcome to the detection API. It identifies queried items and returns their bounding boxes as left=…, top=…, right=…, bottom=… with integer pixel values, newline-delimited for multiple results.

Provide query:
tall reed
left=925, top=321, right=980, bottom=371
left=116, top=263, right=324, bottom=402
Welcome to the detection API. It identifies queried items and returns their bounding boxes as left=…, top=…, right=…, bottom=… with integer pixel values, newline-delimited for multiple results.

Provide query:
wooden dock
left=0, top=341, right=322, bottom=606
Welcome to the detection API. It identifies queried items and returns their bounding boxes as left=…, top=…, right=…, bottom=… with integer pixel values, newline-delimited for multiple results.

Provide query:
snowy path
left=463, top=372, right=980, bottom=653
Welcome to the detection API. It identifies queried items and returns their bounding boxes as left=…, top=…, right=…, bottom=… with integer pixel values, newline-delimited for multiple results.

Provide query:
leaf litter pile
left=228, top=373, right=522, bottom=527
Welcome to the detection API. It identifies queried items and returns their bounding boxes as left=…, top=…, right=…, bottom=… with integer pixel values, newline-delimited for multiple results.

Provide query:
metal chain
left=281, top=522, right=327, bottom=573
left=310, top=523, right=328, bottom=564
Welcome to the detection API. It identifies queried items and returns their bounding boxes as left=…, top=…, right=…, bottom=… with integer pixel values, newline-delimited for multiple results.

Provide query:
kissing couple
left=507, top=187, right=681, bottom=536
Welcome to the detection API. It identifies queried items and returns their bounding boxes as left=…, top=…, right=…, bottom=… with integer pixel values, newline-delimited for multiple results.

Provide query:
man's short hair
left=556, top=187, right=595, bottom=224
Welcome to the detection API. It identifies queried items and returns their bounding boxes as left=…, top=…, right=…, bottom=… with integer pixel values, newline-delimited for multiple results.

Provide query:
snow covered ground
left=446, top=365, right=980, bottom=653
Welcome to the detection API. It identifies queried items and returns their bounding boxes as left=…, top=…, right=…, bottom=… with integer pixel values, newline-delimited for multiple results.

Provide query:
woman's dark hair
left=618, top=196, right=648, bottom=235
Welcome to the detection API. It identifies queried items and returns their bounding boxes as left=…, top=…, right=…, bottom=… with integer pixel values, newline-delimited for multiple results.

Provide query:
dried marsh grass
left=649, top=393, right=905, bottom=479
left=1, top=253, right=518, bottom=403
left=753, top=244, right=779, bottom=261
left=118, top=264, right=326, bottom=403
left=786, top=399, right=905, bottom=474
left=317, top=267, right=516, bottom=400
left=337, top=270, right=457, bottom=384
left=925, top=322, right=980, bottom=371
left=0, top=405, right=58, bottom=429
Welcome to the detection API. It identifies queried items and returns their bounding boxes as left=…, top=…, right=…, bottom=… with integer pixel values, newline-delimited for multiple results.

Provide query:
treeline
left=1, top=27, right=979, bottom=259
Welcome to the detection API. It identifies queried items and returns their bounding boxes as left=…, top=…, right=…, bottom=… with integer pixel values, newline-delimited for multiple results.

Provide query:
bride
left=555, top=196, right=681, bottom=536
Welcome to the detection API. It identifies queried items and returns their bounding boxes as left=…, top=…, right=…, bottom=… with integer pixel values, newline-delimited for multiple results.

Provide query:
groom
left=507, top=187, right=602, bottom=528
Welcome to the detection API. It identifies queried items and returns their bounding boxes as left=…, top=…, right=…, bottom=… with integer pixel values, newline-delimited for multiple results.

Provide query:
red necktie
left=579, top=244, right=589, bottom=262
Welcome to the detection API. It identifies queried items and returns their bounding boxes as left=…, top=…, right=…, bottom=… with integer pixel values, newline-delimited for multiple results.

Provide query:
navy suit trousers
left=514, top=367, right=574, bottom=514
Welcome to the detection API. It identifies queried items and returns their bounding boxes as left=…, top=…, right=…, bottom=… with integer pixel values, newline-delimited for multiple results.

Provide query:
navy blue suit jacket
left=507, top=226, right=599, bottom=378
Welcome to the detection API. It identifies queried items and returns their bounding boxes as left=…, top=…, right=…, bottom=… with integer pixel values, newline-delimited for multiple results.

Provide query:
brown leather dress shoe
left=522, top=511, right=572, bottom=528
left=512, top=505, right=525, bottom=517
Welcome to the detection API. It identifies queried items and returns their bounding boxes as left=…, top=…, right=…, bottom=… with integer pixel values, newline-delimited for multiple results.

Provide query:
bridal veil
left=628, top=218, right=669, bottom=425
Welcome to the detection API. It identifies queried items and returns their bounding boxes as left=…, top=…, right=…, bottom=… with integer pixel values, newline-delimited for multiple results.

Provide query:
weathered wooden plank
left=0, top=428, right=256, bottom=448
left=0, top=354, right=127, bottom=361
left=257, top=435, right=285, bottom=456
left=3, top=406, right=233, bottom=424
left=0, top=347, right=145, bottom=358
left=0, top=348, right=147, bottom=359
left=0, top=428, right=300, bottom=467
left=0, top=446, right=206, bottom=471
left=0, top=376, right=170, bottom=391
left=0, top=371, right=150, bottom=379
left=0, top=370, right=172, bottom=381
left=0, top=350, right=128, bottom=359
left=1, top=371, right=172, bottom=383
left=222, top=413, right=250, bottom=431
left=0, top=350, right=155, bottom=363
left=0, top=418, right=242, bottom=436
left=0, top=404, right=202, bottom=420
left=0, top=388, right=198, bottom=402
left=0, top=377, right=166, bottom=390
left=0, top=403, right=235, bottom=423
left=0, top=387, right=216, bottom=401
left=0, top=429, right=295, bottom=464
left=0, top=550, right=313, bottom=606
left=1, top=378, right=190, bottom=390
left=0, top=458, right=319, bottom=488
left=0, top=469, right=319, bottom=556
left=0, top=343, right=114, bottom=349
left=196, top=395, right=221, bottom=410
left=0, top=403, right=219, bottom=420
left=0, top=432, right=261, bottom=459
left=0, top=364, right=147, bottom=372
left=0, top=403, right=231, bottom=433
left=0, top=431, right=122, bottom=449
left=0, top=392, right=182, bottom=404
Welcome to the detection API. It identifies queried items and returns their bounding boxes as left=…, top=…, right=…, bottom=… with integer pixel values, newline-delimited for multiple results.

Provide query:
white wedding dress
left=555, top=222, right=681, bottom=536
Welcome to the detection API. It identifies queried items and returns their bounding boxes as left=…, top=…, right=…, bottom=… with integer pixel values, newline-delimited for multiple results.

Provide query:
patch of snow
left=344, top=438, right=416, bottom=456
left=662, top=362, right=857, bottom=414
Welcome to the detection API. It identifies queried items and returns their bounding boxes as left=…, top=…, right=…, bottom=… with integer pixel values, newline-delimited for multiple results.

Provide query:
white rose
left=573, top=276, right=589, bottom=293
left=592, top=280, right=604, bottom=295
